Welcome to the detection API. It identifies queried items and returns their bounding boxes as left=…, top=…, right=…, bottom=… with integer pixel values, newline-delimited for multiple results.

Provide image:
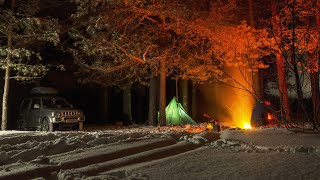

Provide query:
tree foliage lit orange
left=70, top=0, right=272, bottom=87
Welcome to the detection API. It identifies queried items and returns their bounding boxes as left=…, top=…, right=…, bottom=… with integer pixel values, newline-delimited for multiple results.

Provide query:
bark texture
left=272, top=0, right=291, bottom=122
left=148, top=76, right=158, bottom=126
left=1, top=24, right=12, bottom=130
left=159, top=60, right=166, bottom=126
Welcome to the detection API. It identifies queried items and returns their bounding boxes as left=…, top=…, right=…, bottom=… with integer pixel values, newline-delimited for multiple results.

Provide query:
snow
left=0, top=126, right=320, bottom=179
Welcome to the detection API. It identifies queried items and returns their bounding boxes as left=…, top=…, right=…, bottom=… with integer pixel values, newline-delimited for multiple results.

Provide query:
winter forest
left=1, top=0, right=320, bottom=179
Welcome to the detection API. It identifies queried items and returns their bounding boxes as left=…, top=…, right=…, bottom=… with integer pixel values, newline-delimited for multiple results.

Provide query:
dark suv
left=17, top=87, right=85, bottom=131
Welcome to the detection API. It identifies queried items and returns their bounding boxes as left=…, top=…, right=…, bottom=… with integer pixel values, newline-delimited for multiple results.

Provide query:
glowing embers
left=184, top=124, right=207, bottom=133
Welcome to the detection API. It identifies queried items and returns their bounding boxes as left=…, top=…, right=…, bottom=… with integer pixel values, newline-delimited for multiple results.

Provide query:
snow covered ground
left=0, top=125, right=320, bottom=179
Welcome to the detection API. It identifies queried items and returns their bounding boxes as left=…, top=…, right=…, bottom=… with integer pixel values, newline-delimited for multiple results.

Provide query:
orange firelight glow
left=227, top=67, right=255, bottom=129
left=200, top=66, right=256, bottom=131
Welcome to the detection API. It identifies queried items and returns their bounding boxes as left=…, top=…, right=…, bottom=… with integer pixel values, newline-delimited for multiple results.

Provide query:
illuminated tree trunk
left=272, top=0, right=291, bottom=122
left=1, top=48, right=11, bottom=130
left=175, top=78, right=179, bottom=101
left=191, top=81, right=197, bottom=119
left=148, top=76, right=158, bottom=126
left=1, top=12, right=13, bottom=130
left=159, top=59, right=166, bottom=126
left=275, top=53, right=291, bottom=122
left=180, top=79, right=188, bottom=113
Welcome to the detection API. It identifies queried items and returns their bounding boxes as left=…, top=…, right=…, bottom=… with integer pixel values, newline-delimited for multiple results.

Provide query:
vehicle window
left=31, top=98, right=41, bottom=109
left=20, top=99, right=31, bottom=111
left=42, top=98, right=72, bottom=109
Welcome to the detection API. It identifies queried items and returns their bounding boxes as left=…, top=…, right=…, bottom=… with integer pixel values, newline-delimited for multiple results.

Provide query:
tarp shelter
left=165, top=97, right=197, bottom=125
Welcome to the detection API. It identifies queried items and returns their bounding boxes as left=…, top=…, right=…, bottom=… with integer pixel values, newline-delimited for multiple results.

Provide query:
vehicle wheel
left=78, top=122, right=83, bottom=131
left=41, top=118, right=53, bottom=132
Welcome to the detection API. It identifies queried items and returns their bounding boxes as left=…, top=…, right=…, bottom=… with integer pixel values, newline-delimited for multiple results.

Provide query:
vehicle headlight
left=52, top=111, right=61, bottom=117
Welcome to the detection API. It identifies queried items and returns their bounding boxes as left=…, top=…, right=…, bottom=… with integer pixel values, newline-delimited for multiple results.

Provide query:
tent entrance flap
left=165, top=96, right=196, bottom=125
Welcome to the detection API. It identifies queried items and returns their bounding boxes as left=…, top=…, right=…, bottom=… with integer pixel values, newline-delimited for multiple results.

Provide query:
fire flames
left=243, top=123, right=252, bottom=129
left=232, top=105, right=253, bottom=129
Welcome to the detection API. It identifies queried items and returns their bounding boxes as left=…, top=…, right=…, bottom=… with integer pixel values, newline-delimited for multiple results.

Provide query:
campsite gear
left=251, top=100, right=270, bottom=126
left=214, top=124, right=221, bottom=132
left=206, top=123, right=213, bottom=132
left=165, top=97, right=197, bottom=125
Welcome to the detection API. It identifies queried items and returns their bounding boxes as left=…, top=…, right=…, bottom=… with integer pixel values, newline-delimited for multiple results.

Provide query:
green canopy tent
left=164, top=96, right=197, bottom=125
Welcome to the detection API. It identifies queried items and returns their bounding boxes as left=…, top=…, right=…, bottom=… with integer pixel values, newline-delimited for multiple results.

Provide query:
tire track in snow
left=0, top=138, right=179, bottom=179
left=58, top=141, right=201, bottom=179
left=0, top=128, right=213, bottom=179
left=0, top=132, right=148, bottom=166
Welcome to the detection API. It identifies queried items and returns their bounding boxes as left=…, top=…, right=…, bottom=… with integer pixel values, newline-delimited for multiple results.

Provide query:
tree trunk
left=290, top=1, right=303, bottom=99
left=99, top=87, right=109, bottom=123
left=290, top=0, right=305, bottom=121
left=311, top=4, right=320, bottom=127
left=180, top=79, right=188, bottom=113
left=148, top=76, right=158, bottom=126
left=248, top=0, right=264, bottom=100
left=159, top=59, right=166, bottom=126
left=276, top=53, right=291, bottom=122
left=248, top=0, right=254, bottom=27
left=122, top=86, right=132, bottom=122
left=310, top=71, right=320, bottom=125
left=175, top=78, right=178, bottom=101
left=272, top=0, right=291, bottom=122
left=1, top=23, right=13, bottom=130
left=1, top=62, right=10, bottom=130
left=292, top=57, right=305, bottom=121
left=191, top=81, right=197, bottom=119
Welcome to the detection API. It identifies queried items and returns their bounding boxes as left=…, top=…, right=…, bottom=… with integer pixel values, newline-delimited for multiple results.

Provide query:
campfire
left=183, top=122, right=252, bottom=133
left=243, top=123, right=252, bottom=129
